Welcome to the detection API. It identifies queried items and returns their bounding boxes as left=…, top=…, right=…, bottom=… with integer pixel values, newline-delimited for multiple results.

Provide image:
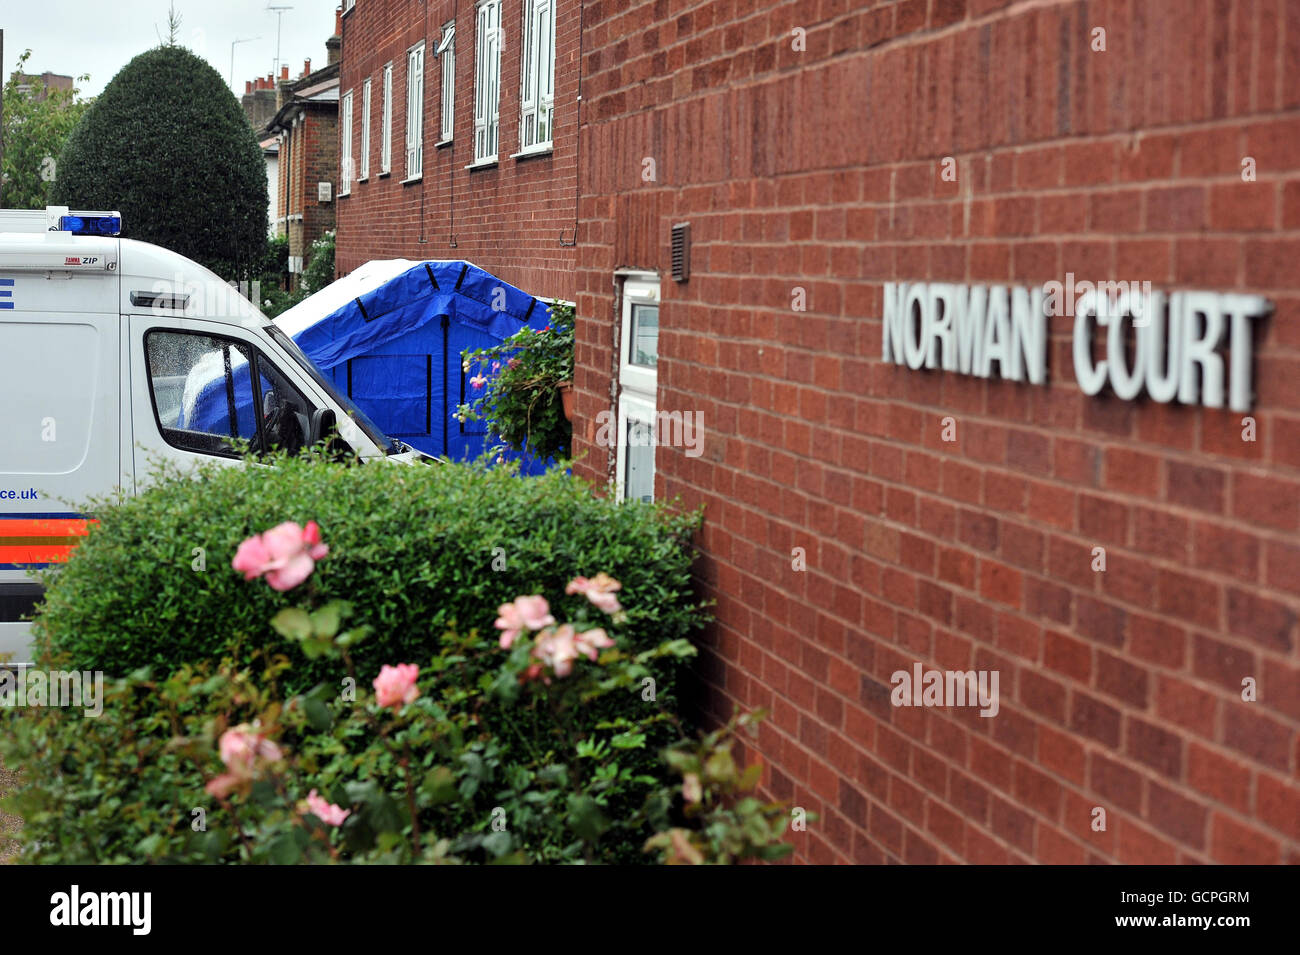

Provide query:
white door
left=615, top=276, right=660, bottom=503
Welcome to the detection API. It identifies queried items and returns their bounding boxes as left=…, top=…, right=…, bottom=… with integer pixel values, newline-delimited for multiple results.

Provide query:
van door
left=0, top=300, right=120, bottom=665
left=127, top=317, right=324, bottom=481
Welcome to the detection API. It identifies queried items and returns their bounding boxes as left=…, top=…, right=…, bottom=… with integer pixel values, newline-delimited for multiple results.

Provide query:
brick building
left=267, top=44, right=341, bottom=284
left=335, top=0, right=578, bottom=303
left=570, top=0, right=1300, bottom=865
left=237, top=76, right=284, bottom=237
left=12, top=71, right=74, bottom=101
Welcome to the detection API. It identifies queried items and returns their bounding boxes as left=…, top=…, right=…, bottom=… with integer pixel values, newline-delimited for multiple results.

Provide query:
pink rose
left=565, top=573, right=623, bottom=615
left=218, top=725, right=283, bottom=772
left=302, top=789, right=351, bottom=826
left=494, top=595, right=556, bottom=649
left=231, top=520, right=329, bottom=591
left=516, top=595, right=556, bottom=629
left=372, top=663, right=420, bottom=709
left=574, top=627, right=614, bottom=661
left=207, top=724, right=283, bottom=798
left=682, top=773, right=703, bottom=804
left=532, top=624, right=580, bottom=677
left=205, top=773, right=243, bottom=799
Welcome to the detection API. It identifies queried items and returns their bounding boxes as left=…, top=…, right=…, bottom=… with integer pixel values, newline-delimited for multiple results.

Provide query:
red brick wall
left=572, top=0, right=1300, bottom=864
left=304, top=107, right=340, bottom=267
left=336, top=0, right=579, bottom=302
left=277, top=104, right=339, bottom=286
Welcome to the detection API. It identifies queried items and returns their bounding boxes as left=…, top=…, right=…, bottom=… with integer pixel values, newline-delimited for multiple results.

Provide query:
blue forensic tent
left=268, top=259, right=555, bottom=469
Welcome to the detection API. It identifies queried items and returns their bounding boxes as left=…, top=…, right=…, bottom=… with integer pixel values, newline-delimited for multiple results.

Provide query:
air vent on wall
left=130, top=291, right=190, bottom=310
left=671, top=222, right=690, bottom=283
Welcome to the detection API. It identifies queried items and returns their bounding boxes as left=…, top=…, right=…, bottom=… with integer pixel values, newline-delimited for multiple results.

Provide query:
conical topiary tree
left=51, top=44, right=268, bottom=281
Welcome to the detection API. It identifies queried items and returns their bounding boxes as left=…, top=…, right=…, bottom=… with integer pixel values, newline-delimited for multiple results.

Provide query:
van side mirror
left=309, top=408, right=357, bottom=462
left=309, top=408, right=335, bottom=445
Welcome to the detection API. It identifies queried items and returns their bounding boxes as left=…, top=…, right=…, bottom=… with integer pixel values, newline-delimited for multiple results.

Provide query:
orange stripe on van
left=0, top=517, right=97, bottom=566
left=0, top=544, right=79, bottom=564
left=0, top=519, right=96, bottom=537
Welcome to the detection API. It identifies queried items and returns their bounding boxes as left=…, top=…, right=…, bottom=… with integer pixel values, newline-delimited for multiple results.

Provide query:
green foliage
left=297, top=230, right=336, bottom=296
left=49, top=44, right=268, bottom=280
left=262, top=232, right=290, bottom=277
left=456, top=302, right=574, bottom=462
left=1, top=568, right=734, bottom=864
left=36, top=456, right=705, bottom=685
left=259, top=285, right=299, bottom=320
left=259, top=231, right=333, bottom=319
left=646, top=711, right=813, bottom=864
left=257, top=233, right=295, bottom=320
left=26, top=456, right=709, bottom=860
left=1, top=51, right=91, bottom=209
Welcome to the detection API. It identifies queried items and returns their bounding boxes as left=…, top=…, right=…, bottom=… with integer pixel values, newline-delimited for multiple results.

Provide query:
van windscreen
left=265, top=325, right=399, bottom=454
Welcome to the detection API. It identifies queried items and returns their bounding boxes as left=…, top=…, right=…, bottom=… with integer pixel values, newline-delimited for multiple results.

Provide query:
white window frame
left=519, top=0, right=555, bottom=151
left=359, top=78, right=371, bottom=181
left=615, top=276, right=660, bottom=503
left=616, top=392, right=657, bottom=505
left=437, top=23, right=456, bottom=143
left=473, top=0, right=502, bottom=163
left=343, top=0, right=355, bottom=11
left=405, top=42, right=425, bottom=181
left=339, top=89, right=354, bottom=195
left=380, top=63, right=393, bottom=174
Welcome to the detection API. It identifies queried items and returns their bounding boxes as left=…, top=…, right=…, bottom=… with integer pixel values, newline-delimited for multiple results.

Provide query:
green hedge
left=36, top=456, right=706, bottom=694
left=20, top=456, right=709, bottom=863
left=0, top=642, right=794, bottom=865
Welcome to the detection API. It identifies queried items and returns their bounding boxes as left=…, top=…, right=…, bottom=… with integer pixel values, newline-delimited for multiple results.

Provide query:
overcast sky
left=3, top=0, right=338, bottom=98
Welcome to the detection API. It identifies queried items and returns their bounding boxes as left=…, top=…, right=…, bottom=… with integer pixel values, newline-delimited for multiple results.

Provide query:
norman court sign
left=881, top=279, right=1273, bottom=412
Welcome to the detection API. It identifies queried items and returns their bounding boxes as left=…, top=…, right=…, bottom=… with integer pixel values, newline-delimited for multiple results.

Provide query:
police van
left=0, top=206, right=425, bottom=665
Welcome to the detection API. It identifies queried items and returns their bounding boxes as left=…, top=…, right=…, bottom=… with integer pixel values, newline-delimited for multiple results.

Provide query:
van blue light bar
left=59, top=214, right=122, bottom=236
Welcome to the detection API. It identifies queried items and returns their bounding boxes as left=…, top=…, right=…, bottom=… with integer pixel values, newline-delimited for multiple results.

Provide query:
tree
left=51, top=44, right=268, bottom=281
left=1, top=51, right=91, bottom=209
left=159, top=2, right=182, bottom=46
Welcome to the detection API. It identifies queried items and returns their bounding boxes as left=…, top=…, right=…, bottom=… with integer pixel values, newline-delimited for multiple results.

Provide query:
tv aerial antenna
left=267, top=3, right=295, bottom=80
left=230, top=36, right=261, bottom=90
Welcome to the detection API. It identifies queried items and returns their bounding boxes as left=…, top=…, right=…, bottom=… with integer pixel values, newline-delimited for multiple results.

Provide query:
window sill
left=510, top=144, right=553, bottom=160
left=400, top=174, right=423, bottom=185
left=378, top=170, right=391, bottom=178
left=337, top=190, right=351, bottom=199
left=356, top=176, right=368, bottom=184
left=464, top=158, right=498, bottom=171
left=435, top=138, right=454, bottom=149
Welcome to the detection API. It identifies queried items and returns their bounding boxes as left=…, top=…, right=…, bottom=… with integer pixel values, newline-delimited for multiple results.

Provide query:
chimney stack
left=245, top=80, right=253, bottom=94
left=280, top=65, right=290, bottom=81
left=304, top=58, right=312, bottom=76
left=327, top=8, right=344, bottom=66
